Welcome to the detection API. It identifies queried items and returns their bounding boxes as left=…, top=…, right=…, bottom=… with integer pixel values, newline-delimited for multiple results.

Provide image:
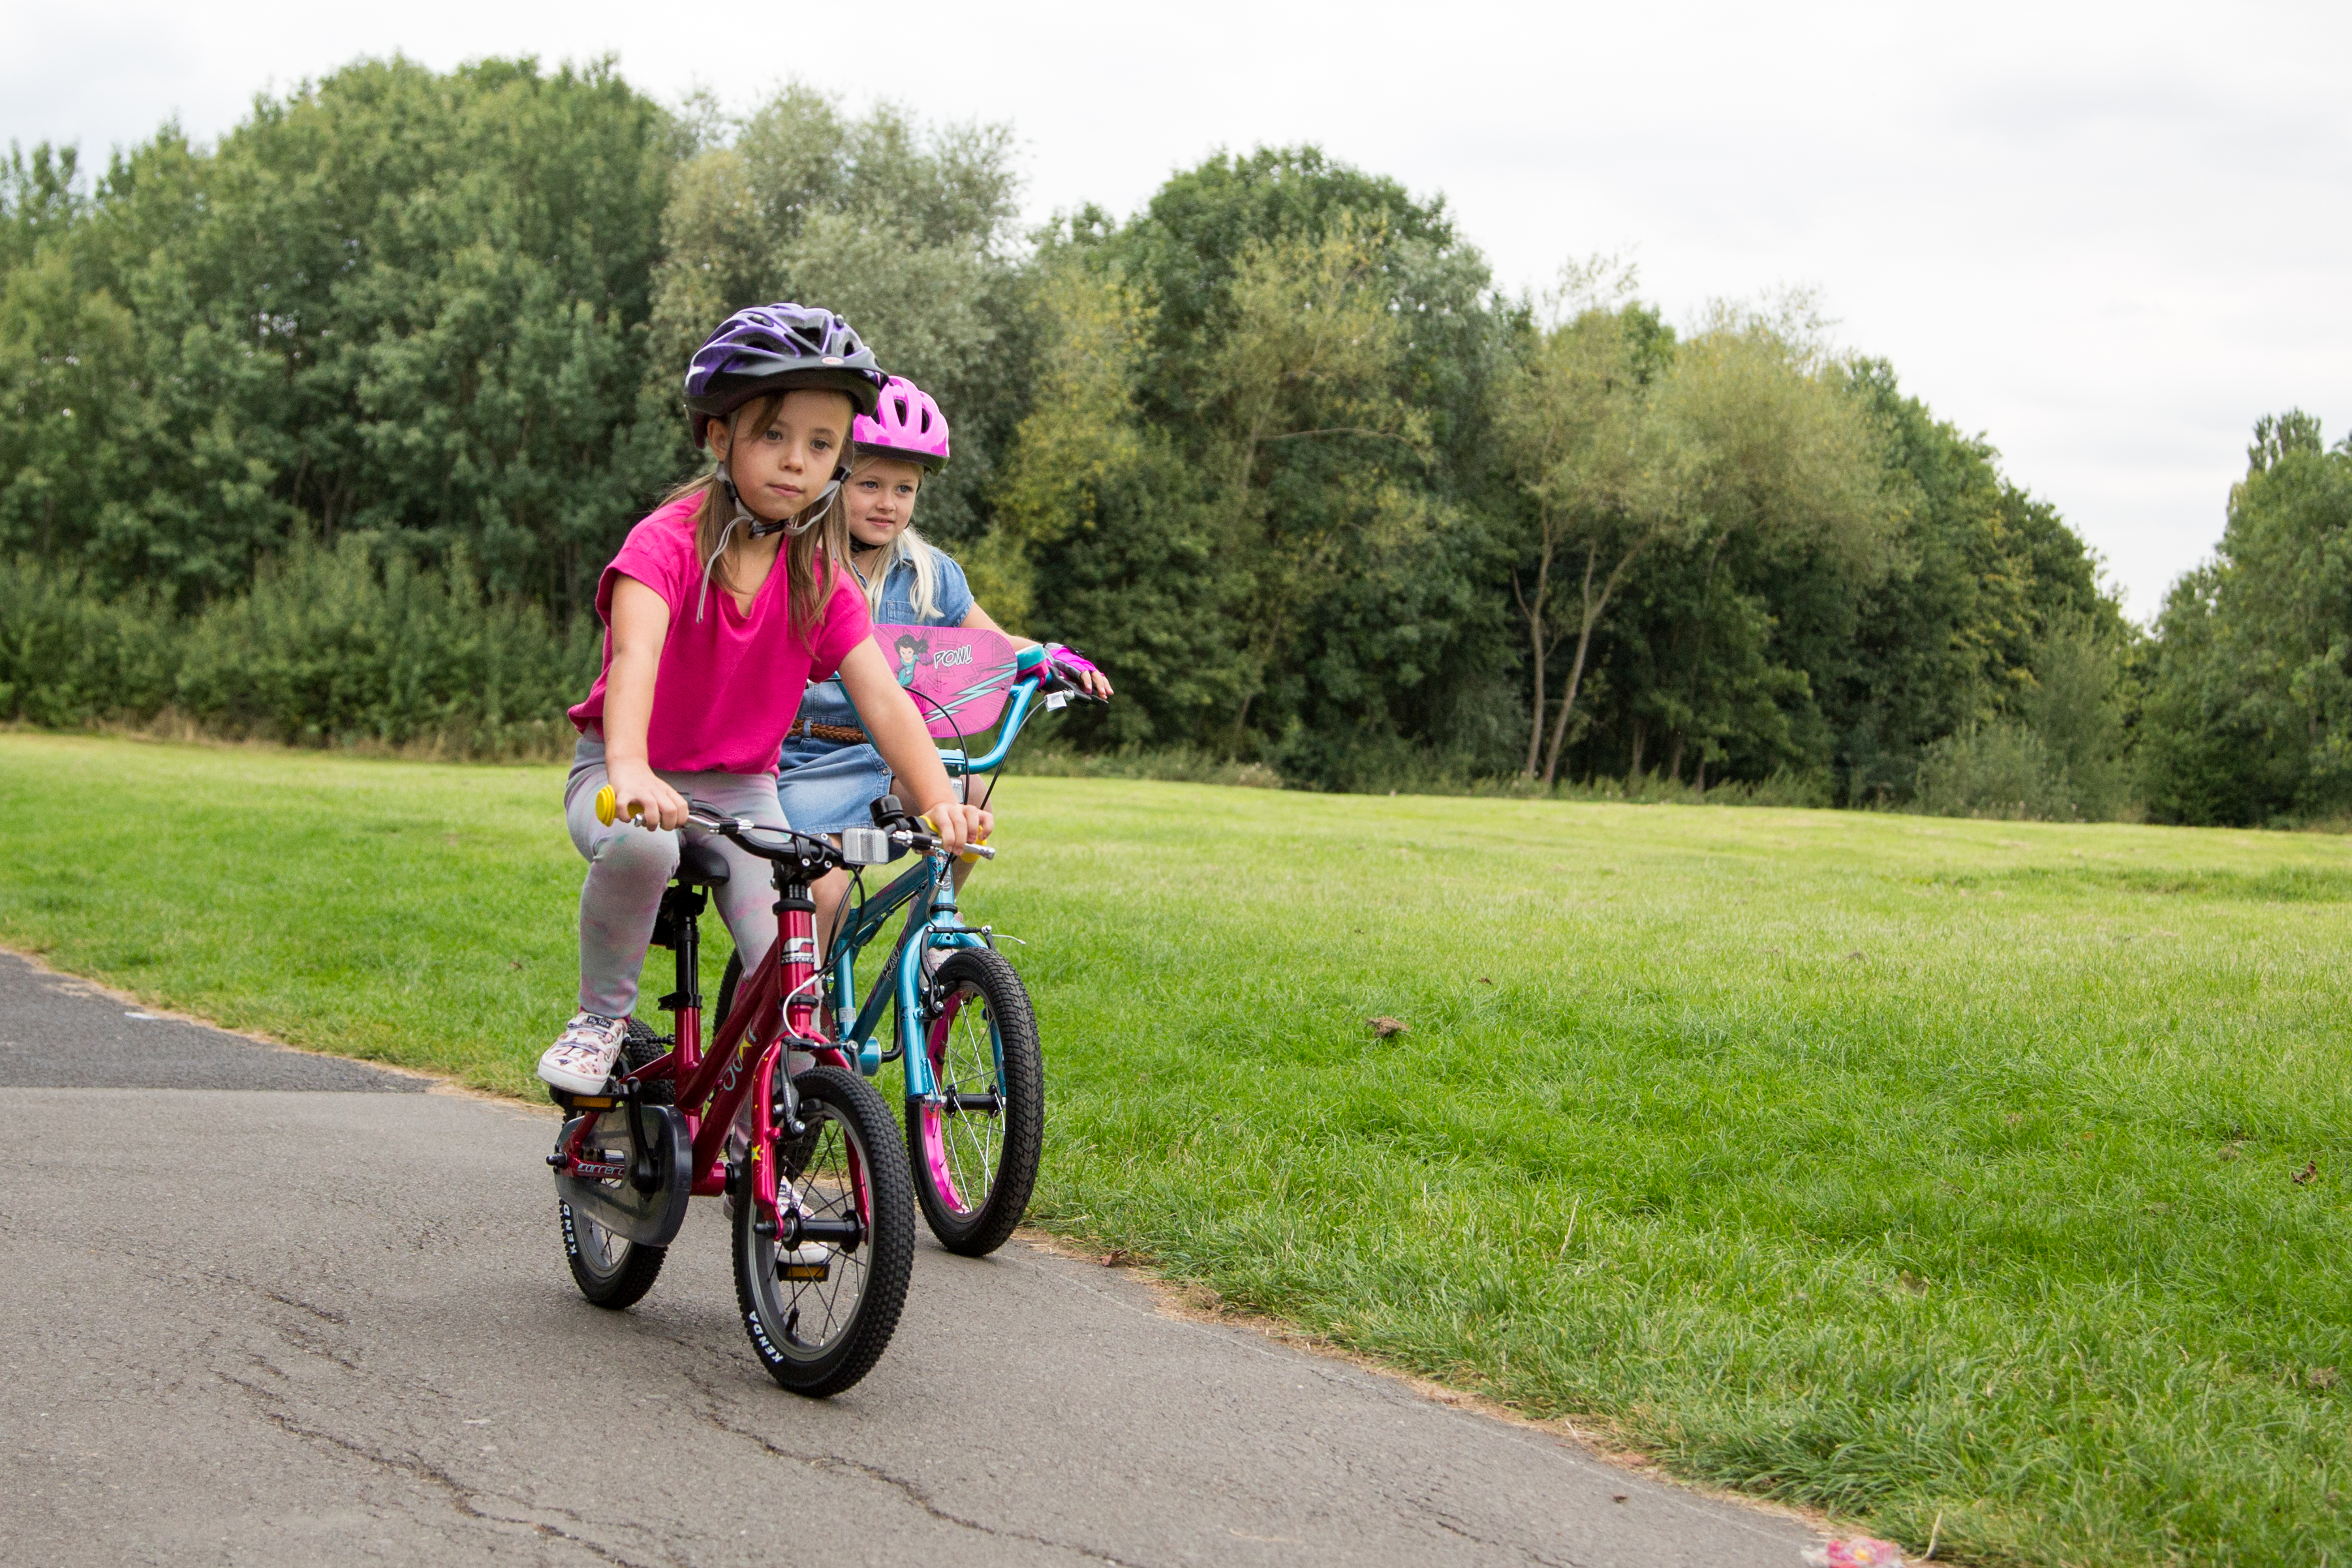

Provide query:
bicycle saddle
left=674, top=840, right=731, bottom=887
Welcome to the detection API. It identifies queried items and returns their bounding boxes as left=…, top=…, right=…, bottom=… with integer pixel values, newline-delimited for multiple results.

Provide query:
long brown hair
left=661, top=392, right=854, bottom=634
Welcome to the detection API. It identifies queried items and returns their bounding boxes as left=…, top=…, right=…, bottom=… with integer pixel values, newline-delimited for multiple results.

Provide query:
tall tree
left=1198, top=215, right=1432, bottom=740
left=1497, top=299, right=1902, bottom=786
left=2140, top=411, right=2352, bottom=825
left=648, top=85, right=1032, bottom=545
left=1009, top=147, right=1506, bottom=784
left=1492, top=290, right=1673, bottom=780
left=0, top=57, right=678, bottom=609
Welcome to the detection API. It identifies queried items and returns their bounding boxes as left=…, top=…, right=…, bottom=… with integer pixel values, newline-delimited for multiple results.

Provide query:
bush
left=2019, top=621, right=2131, bottom=820
left=1913, top=722, right=2081, bottom=821
left=0, top=542, right=595, bottom=759
left=0, top=559, right=180, bottom=726
left=1014, top=741, right=1284, bottom=788
left=176, top=536, right=596, bottom=758
left=1547, top=769, right=1831, bottom=808
left=1005, top=736, right=1837, bottom=808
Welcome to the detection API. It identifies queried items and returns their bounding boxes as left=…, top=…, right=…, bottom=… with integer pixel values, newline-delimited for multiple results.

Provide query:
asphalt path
left=0, top=949, right=1821, bottom=1566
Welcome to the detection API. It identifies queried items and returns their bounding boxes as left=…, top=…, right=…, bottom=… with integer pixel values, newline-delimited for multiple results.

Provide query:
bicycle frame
left=824, top=644, right=1054, bottom=1094
left=566, top=643, right=1066, bottom=1202
left=828, top=851, right=982, bottom=1094
left=559, top=842, right=860, bottom=1245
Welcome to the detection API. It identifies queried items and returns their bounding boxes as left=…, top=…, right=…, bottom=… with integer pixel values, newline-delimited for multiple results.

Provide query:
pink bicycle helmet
left=853, top=376, right=952, bottom=470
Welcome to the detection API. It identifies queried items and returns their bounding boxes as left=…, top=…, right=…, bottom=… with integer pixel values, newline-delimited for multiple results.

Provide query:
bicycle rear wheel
left=557, top=1017, right=673, bottom=1307
left=733, top=1064, right=914, bottom=1396
left=909, top=948, right=1043, bottom=1257
left=560, top=1201, right=665, bottom=1309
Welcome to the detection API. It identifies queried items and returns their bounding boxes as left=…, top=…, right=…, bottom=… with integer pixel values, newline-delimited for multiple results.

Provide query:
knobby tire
left=732, top=1065, right=914, bottom=1397
left=909, top=947, right=1043, bottom=1257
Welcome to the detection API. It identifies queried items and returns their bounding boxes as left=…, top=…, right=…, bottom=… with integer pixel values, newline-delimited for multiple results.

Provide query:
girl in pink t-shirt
left=540, top=303, right=992, bottom=1096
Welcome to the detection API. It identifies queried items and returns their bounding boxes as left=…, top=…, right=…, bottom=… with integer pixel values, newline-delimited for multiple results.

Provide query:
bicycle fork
left=895, top=859, right=989, bottom=1103
left=743, top=872, right=869, bottom=1252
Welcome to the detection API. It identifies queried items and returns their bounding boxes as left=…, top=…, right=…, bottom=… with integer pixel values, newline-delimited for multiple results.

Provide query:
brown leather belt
left=788, top=720, right=869, bottom=744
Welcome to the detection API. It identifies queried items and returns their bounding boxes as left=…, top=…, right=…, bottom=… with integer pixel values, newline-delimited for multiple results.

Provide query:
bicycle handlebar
left=592, top=784, right=995, bottom=865
left=941, top=648, right=1101, bottom=778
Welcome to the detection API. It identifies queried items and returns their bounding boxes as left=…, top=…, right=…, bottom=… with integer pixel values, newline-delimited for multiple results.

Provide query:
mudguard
left=553, top=1103, right=693, bottom=1247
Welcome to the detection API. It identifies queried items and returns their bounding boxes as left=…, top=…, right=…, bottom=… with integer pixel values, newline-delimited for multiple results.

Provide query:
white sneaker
left=538, top=1011, right=630, bottom=1095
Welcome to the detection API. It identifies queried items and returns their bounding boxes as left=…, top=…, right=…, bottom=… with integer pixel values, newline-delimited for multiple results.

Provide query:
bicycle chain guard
left=553, top=1102, right=693, bottom=1246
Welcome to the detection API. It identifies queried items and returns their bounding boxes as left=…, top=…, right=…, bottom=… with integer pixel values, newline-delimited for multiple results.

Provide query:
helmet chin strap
left=750, top=463, right=848, bottom=540
left=695, top=461, right=850, bottom=622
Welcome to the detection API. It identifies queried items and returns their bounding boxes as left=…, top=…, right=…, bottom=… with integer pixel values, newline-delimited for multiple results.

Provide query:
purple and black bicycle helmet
left=853, top=376, right=952, bottom=470
left=683, top=303, right=888, bottom=446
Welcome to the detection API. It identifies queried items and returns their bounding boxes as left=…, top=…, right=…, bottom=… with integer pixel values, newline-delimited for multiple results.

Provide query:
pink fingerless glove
left=1044, top=643, right=1102, bottom=679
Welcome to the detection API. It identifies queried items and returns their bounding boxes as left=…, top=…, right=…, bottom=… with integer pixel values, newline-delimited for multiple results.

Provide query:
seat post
left=673, top=891, right=700, bottom=1014
left=653, top=881, right=706, bottom=1015
left=656, top=842, right=729, bottom=1020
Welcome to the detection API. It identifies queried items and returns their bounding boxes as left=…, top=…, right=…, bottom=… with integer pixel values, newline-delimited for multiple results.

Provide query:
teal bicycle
left=712, top=634, right=1100, bottom=1255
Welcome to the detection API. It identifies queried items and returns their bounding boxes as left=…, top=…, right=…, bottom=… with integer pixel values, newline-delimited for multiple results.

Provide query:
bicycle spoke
left=750, top=1107, right=876, bottom=1357
left=905, top=949, right=1040, bottom=1259
left=935, top=993, right=1003, bottom=1212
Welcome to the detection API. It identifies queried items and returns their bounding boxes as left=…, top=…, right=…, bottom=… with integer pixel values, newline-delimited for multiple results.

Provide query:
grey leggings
left=566, top=738, right=790, bottom=1017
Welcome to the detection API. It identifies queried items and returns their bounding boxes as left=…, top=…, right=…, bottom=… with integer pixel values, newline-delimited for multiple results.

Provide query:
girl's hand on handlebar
left=1040, top=641, right=1113, bottom=701
left=923, top=799, right=992, bottom=857
left=606, top=761, right=689, bottom=831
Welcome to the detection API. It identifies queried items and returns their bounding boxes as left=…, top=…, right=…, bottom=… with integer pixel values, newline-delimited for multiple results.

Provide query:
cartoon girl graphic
left=892, top=632, right=928, bottom=689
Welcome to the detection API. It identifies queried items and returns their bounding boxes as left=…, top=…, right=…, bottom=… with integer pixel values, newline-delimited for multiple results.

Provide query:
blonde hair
left=848, top=450, right=944, bottom=622
left=662, top=392, right=855, bottom=634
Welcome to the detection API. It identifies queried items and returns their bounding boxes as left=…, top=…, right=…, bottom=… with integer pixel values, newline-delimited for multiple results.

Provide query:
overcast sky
left=9, top=0, right=2347, bottom=620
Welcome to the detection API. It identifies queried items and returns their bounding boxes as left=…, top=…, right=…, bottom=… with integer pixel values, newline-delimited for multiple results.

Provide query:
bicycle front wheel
left=908, top=947, right=1043, bottom=1257
left=733, top=1065, right=914, bottom=1397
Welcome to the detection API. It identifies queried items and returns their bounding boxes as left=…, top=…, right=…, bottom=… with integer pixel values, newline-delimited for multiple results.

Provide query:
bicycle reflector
left=839, top=827, right=892, bottom=866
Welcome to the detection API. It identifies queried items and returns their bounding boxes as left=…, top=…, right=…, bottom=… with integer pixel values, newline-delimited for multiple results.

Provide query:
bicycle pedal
left=777, top=1248, right=831, bottom=1283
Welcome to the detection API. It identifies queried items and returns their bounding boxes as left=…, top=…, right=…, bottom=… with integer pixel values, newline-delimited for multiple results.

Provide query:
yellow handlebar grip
left=921, top=812, right=990, bottom=863
left=595, top=784, right=619, bottom=827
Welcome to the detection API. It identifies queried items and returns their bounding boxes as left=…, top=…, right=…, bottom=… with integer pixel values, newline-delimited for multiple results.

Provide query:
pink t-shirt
left=567, top=495, right=872, bottom=775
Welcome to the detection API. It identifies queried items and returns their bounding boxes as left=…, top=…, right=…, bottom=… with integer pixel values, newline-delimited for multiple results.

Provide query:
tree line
left=1, top=55, right=2340, bottom=824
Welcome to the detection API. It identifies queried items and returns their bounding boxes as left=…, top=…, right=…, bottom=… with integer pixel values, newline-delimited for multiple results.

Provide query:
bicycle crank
left=553, top=1103, right=693, bottom=1247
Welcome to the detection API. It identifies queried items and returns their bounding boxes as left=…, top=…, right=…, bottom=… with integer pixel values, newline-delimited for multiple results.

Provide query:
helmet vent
left=679, top=303, right=887, bottom=446
left=847, top=373, right=951, bottom=469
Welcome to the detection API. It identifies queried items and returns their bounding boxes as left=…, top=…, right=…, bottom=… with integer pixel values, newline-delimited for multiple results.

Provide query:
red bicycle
left=546, top=790, right=920, bottom=1396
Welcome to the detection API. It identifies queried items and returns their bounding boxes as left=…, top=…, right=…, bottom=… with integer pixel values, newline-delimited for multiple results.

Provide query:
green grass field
left=3, top=733, right=2347, bottom=1566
